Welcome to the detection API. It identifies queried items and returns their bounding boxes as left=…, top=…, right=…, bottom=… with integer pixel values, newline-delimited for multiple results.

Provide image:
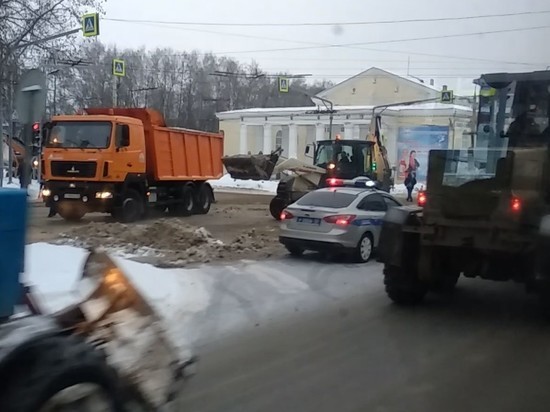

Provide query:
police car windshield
left=47, top=121, right=112, bottom=149
left=296, top=191, right=357, bottom=208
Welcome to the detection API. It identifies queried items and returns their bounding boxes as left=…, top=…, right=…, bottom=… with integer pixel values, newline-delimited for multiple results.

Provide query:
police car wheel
left=354, top=233, right=373, bottom=263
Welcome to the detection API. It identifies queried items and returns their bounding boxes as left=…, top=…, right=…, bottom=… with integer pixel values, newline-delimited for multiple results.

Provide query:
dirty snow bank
left=24, top=243, right=211, bottom=359
left=57, top=219, right=271, bottom=267
left=209, top=174, right=278, bottom=193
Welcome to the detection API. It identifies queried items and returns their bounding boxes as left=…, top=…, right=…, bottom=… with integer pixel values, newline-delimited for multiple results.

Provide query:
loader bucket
left=222, top=148, right=282, bottom=181
left=76, top=251, right=189, bottom=408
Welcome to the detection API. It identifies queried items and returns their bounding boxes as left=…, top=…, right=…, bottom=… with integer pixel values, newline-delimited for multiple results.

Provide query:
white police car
left=279, top=178, right=401, bottom=262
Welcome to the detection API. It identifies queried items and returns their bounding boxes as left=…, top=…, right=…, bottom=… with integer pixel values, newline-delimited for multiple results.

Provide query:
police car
left=279, top=178, right=402, bottom=262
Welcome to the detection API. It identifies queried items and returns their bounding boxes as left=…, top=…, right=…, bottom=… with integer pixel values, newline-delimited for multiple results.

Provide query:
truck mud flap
left=377, top=206, right=422, bottom=267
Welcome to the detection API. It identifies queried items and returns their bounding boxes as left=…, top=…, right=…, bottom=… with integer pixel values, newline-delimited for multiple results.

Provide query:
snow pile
left=391, top=182, right=426, bottom=196
left=209, top=174, right=278, bottom=193
left=1, top=176, right=40, bottom=200
left=58, top=219, right=271, bottom=267
left=24, top=242, right=210, bottom=365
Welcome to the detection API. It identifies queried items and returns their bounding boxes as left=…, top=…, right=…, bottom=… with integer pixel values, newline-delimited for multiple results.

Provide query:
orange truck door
left=110, top=123, right=146, bottom=181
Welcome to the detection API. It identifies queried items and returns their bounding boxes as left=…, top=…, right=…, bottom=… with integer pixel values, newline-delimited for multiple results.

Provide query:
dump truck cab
left=42, top=113, right=147, bottom=219
left=377, top=70, right=550, bottom=312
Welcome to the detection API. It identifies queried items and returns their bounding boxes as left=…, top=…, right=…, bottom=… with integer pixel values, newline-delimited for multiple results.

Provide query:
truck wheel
left=114, top=189, right=144, bottom=223
left=0, top=335, right=139, bottom=412
left=384, top=264, right=427, bottom=305
left=270, top=197, right=286, bottom=220
left=169, top=186, right=194, bottom=217
left=195, top=184, right=212, bottom=214
left=57, top=202, right=86, bottom=222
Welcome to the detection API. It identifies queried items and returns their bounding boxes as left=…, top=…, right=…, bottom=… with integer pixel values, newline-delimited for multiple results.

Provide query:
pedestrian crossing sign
left=82, top=13, right=99, bottom=37
left=113, top=59, right=125, bottom=77
left=279, top=77, right=289, bottom=93
left=441, top=89, right=454, bottom=103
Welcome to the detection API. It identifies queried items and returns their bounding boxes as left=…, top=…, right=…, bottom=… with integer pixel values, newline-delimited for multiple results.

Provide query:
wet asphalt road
left=174, top=256, right=550, bottom=412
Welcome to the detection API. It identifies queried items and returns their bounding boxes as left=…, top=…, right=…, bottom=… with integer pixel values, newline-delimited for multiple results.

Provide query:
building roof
left=315, top=67, right=441, bottom=99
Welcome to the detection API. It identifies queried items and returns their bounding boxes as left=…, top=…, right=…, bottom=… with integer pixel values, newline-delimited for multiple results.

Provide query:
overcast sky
left=97, top=0, right=550, bottom=94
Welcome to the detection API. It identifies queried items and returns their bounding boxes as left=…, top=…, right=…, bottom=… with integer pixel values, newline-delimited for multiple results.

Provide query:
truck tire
left=384, top=264, right=427, bottom=305
left=194, top=184, right=212, bottom=215
left=0, top=335, right=140, bottom=412
left=168, top=186, right=194, bottom=217
left=270, top=197, right=286, bottom=220
left=114, top=189, right=144, bottom=223
left=57, top=202, right=86, bottom=222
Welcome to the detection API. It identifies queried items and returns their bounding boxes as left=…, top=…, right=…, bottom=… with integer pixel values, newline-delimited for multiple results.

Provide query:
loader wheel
left=115, top=189, right=144, bottom=223
left=195, top=184, right=212, bottom=215
left=384, top=264, right=427, bottom=305
left=270, top=197, right=286, bottom=220
left=0, top=335, right=147, bottom=412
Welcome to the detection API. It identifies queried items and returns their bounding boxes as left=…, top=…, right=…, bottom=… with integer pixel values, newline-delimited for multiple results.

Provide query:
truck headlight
left=95, top=191, right=113, bottom=199
left=41, top=189, right=51, bottom=197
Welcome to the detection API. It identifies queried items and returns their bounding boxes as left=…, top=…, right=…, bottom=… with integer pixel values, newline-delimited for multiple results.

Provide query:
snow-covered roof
left=217, top=102, right=472, bottom=120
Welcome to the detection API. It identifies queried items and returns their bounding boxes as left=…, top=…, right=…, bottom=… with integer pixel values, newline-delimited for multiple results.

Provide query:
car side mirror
left=305, top=144, right=313, bottom=157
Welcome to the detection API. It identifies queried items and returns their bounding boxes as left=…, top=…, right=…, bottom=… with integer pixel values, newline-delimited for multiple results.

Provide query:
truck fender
left=201, top=182, right=215, bottom=203
left=377, top=206, right=423, bottom=267
left=0, top=316, right=62, bottom=377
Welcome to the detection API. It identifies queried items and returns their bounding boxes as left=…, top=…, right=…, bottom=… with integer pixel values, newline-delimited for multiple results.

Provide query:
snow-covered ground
left=23, top=242, right=372, bottom=351
left=391, top=182, right=426, bottom=196
left=209, top=174, right=278, bottom=194
left=1, top=176, right=40, bottom=200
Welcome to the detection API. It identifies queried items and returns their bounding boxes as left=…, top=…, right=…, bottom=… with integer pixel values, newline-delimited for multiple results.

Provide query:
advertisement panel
left=396, top=125, right=449, bottom=182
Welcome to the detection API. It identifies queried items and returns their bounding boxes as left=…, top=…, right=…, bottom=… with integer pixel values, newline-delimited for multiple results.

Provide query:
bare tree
left=0, top=0, right=104, bottom=182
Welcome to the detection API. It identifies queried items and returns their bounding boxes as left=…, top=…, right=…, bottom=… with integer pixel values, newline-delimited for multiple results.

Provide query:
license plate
left=297, top=217, right=321, bottom=225
left=64, top=193, right=80, bottom=199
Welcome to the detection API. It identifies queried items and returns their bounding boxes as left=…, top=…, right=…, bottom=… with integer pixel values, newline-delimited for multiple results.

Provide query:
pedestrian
left=404, top=170, right=416, bottom=202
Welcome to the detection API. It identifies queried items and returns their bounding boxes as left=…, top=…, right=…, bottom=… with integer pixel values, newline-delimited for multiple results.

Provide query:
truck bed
left=85, top=108, right=224, bottom=182
left=149, top=126, right=223, bottom=181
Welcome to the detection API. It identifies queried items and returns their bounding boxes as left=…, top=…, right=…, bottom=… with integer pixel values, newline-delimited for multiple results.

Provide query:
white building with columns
left=217, top=67, right=473, bottom=181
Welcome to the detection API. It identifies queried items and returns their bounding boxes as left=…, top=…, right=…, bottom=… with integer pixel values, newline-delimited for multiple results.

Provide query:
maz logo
left=67, top=166, right=80, bottom=174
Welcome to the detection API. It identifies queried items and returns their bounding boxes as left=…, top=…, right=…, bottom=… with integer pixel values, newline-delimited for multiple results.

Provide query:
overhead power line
left=214, top=25, right=550, bottom=54
left=117, top=20, right=549, bottom=67
left=104, top=10, right=550, bottom=27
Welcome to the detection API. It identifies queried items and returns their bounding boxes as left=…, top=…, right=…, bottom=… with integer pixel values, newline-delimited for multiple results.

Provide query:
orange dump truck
left=41, top=108, right=223, bottom=222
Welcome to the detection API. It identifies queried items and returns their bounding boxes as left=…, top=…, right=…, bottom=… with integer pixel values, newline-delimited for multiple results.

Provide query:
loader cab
left=422, top=70, right=550, bottom=222
left=312, top=139, right=377, bottom=180
left=474, top=70, right=550, bottom=173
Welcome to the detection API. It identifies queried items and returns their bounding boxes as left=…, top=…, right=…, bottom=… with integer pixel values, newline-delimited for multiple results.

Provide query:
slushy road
left=175, top=256, right=550, bottom=412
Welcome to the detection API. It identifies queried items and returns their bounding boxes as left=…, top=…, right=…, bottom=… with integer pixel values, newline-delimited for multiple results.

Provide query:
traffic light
left=32, top=122, right=41, bottom=156
left=371, top=162, right=377, bottom=171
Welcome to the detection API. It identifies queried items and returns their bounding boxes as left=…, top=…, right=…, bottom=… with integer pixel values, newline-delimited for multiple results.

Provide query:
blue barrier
left=0, top=189, right=27, bottom=318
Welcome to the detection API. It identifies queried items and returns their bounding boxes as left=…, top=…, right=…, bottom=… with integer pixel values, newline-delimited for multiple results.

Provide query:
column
left=263, top=123, right=272, bottom=154
left=344, top=123, right=353, bottom=140
left=239, top=123, right=248, bottom=154
left=315, top=123, right=325, bottom=141
left=353, top=124, right=361, bottom=140
left=288, top=124, right=298, bottom=159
